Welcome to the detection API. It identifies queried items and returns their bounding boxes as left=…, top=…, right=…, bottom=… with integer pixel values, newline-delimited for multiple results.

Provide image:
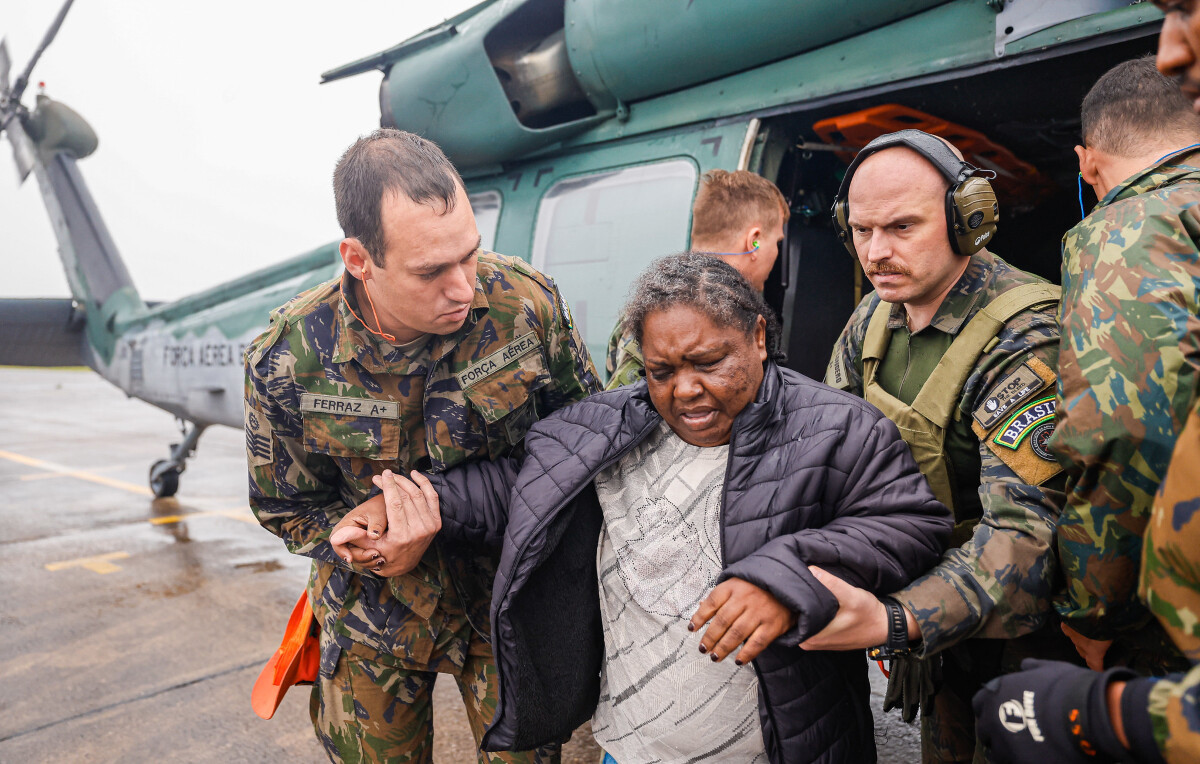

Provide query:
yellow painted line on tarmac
left=149, top=508, right=257, bottom=526
left=0, top=450, right=152, bottom=497
left=18, top=472, right=60, bottom=482
left=45, top=551, right=131, bottom=575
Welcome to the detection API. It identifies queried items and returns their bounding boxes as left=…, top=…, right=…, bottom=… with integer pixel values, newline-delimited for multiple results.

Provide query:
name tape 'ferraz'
left=457, top=333, right=539, bottom=388
left=300, top=394, right=400, bottom=419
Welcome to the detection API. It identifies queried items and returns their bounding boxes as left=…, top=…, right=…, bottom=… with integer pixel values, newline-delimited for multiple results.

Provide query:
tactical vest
left=861, top=283, right=1060, bottom=536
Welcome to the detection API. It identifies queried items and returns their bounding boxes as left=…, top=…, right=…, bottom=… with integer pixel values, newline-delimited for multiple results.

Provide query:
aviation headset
left=831, top=129, right=999, bottom=258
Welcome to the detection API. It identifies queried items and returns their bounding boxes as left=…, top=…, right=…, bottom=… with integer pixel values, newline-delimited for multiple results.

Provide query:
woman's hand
left=688, top=577, right=797, bottom=665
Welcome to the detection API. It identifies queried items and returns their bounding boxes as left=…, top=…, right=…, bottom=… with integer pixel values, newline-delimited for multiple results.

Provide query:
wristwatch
left=866, top=596, right=912, bottom=660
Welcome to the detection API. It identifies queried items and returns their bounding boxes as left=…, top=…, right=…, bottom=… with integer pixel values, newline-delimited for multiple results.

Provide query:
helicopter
left=1, top=0, right=1166, bottom=498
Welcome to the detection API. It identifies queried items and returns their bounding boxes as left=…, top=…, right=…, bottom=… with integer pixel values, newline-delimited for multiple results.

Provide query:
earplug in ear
left=751, top=240, right=760, bottom=250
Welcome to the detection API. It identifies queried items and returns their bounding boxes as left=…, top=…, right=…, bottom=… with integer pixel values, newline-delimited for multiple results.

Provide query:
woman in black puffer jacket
left=349, top=254, right=952, bottom=763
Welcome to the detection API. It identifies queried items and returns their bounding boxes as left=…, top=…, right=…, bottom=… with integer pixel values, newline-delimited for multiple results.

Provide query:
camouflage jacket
left=244, top=252, right=599, bottom=677
left=604, top=313, right=644, bottom=390
left=1137, top=396, right=1200, bottom=763
left=825, top=250, right=1065, bottom=656
left=1052, top=149, right=1200, bottom=642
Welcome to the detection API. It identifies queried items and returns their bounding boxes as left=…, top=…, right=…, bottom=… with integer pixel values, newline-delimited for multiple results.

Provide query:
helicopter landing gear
left=149, top=420, right=207, bottom=498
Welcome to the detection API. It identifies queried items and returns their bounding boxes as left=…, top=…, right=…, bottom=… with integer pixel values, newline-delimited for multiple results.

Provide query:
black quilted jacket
left=432, top=362, right=952, bottom=763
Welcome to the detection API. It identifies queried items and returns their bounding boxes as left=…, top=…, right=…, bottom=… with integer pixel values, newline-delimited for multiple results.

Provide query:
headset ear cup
left=832, top=198, right=857, bottom=258
left=949, top=176, right=998, bottom=256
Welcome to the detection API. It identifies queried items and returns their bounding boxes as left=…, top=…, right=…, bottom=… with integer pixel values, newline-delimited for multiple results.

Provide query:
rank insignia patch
left=244, top=402, right=274, bottom=466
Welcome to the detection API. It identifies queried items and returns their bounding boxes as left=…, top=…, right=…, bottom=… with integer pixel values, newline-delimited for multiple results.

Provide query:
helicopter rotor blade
left=0, top=38, right=12, bottom=97
left=1, top=39, right=38, bottom=181
left=10, top=0, right=78, bottom=104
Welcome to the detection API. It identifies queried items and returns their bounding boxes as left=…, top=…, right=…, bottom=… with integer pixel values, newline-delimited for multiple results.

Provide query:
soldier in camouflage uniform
left=1136, top=396, right=1200, bottom=762
left=604, top=169, right=788, bottom=388
left=1049, top=58, right=1200, bottom=678
left=244, top=129, right=599, bottom=763
left=805, top=130, right=1072, bottom=764
left=971, top=52, right=1200, bottom=764
left=972, top=395, right=1200, bottom=764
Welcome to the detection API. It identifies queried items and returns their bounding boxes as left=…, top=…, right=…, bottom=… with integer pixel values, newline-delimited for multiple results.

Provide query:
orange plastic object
left=251, top=590, right=320, bottom=720
left=813, top=104, right=1050, bottom=203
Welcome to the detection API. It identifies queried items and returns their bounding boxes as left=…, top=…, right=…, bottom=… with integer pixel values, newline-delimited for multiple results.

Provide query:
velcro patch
left=826, top=351, right=852, bottom=391
left=300, top=394, right=399, bottom=419
left=244, top=402, right=274, bottom=466
left=973, top=362, right=1048, bottom=430
left=971, top=358, right=1062, bottom=485
left=992, top=396, right=1056, bottom=450
left=457, top=332, right=539, bottom=388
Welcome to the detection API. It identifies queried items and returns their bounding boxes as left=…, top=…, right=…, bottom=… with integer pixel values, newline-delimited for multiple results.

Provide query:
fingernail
left=370, top=553, right=380, bottom=561
left=710, top=654, right=719, bottom=662
left=687, top=623, right=695, bottom=632
left=698, top=645, right=707, bottom=654
left=735, top=660, right=743, bottom=666
left=370, top=530, right=381, bottom=538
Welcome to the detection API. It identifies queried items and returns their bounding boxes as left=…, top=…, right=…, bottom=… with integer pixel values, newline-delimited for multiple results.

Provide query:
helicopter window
left=469, top=191, right=503, bottom=252
left=531, top=159, right=697, bottom=367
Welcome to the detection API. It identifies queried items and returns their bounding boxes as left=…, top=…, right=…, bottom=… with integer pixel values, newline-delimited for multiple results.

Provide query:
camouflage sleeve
left=1053, top=210, right=1200, bottom=639
left=894, top=310, right=1065, bottom=655
left=1118, top=666, right=1200, bottom=764
left=1130, top=399, right=1200, bottom=764
left=244, top=335, right=350, bottom=569
left=538, top=282, right=601, bottom=412
left=823, top=294, right=873, bottom=395
left=1141, top=397, right=1200, bottom=663
left=605, top=325, right=645, bottom=391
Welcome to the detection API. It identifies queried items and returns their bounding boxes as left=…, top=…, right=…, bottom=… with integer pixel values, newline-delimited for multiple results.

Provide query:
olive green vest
left=861, top=283, right=1060, bottom=539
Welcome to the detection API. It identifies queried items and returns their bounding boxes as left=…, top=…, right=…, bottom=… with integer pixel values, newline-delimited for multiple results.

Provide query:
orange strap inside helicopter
left=813, top=104, right=1049, bottom=202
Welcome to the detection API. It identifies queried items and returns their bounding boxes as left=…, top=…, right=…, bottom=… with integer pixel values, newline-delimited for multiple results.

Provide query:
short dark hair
left=333, top=129, right=465, bottom=267
left=1082, top=56, right=1200, bottom=156
left=690, top=170, right=790, bottom=244
left=622, top=253, right=784, bottom=361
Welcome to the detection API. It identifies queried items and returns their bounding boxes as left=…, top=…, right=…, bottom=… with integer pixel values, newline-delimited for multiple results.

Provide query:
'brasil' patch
left=993, top=396, right=1056, bottom=450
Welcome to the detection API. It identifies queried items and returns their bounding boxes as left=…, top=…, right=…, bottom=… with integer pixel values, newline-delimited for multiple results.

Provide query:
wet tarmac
left=0, top=367, right=918, bottom=763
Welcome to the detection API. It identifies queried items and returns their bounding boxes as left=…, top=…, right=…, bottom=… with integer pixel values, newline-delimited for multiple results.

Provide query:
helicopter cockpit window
left=469, top=191, right=502, bottom=252
left=531, top=160, right=697, bottom=371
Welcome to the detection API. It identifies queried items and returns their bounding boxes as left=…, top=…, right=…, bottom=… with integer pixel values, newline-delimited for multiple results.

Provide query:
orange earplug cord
left=343, top=276, right=397, bottom=343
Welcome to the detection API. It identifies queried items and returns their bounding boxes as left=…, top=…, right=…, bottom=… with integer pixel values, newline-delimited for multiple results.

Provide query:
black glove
left=972, top=658, right=1137, bottom=764
left=882, top=653, right=941, bottom=724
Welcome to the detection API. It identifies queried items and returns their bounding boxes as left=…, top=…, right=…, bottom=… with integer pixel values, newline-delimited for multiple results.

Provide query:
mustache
left=865, top=264, right=912, bottom=277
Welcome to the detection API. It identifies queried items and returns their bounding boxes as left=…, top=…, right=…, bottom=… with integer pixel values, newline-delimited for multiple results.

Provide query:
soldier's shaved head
left=1082, top=57, right=1200, bottom=157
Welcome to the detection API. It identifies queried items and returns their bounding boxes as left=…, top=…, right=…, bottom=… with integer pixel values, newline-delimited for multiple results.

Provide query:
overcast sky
left=1, top=0, right=478, bottom=301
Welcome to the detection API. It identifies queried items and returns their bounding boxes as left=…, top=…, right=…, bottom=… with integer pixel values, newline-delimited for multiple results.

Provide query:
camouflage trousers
left=311, top=637, right=560, bottom=764
left=922, top=627, right=1082, bottom=764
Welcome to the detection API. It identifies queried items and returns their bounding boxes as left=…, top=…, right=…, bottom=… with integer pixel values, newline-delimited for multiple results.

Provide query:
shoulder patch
left=972, top=356, right=1055, bottom=430
left=971, top=355, right=1061, bottom=484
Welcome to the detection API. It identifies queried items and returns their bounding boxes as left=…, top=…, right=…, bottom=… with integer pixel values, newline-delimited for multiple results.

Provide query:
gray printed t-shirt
left=590, top=422, right=767, bottom=764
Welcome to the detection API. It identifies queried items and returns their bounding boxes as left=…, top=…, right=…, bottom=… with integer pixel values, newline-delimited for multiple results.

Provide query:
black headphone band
left=835, top=129, right=982, bottom=202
